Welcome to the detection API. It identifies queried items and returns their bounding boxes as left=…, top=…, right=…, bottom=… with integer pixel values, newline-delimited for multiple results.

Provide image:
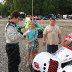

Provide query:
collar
left=9, top=21, right=17, bottom=27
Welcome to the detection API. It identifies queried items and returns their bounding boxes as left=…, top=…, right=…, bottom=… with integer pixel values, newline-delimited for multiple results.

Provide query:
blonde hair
left=29, top=20, right=35, bottom=29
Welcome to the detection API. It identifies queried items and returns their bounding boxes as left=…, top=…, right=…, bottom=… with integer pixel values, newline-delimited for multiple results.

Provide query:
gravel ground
left=0, top=19, right=72, bottom=72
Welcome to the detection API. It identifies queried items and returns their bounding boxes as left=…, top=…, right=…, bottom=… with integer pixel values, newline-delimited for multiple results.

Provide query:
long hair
left=29, top=20, right=35, bottom=29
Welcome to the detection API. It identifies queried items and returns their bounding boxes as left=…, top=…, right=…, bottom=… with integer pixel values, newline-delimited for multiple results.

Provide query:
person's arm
left=7, top=26, right=24, bottom=41
left=43, top=27, right=47, bottom=46
left=58, top=33, right=61, bottom=44
left=26, top=34, right=30, bottom=43
left=43, top=34, right=46, bottom=45
left=30, top=36, right=37, bottom=42
left=58, top=26, right=61, bottom=44
left=26, top=34, right=32, bottom=48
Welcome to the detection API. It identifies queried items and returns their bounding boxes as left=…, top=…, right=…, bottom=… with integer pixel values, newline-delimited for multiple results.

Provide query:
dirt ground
left=0, top=18, right=72, bottom=72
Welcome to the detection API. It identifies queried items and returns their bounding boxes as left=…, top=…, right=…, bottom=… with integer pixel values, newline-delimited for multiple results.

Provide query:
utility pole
left=32, top=0, right=33, bottom=21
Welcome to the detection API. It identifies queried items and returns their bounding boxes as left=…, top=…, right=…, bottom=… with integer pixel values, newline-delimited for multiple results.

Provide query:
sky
left=0, top=0, right=2, bottom=2
left=0, top=0, right=3, bottom=3
left=0, top=0, right=4, bottom=4
left=0, top=0, right=1, bottom=2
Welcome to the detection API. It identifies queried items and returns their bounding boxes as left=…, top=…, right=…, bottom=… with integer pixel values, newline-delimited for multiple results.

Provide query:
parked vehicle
left=32, top=33, right=72, bottom=72
left=68, top=15, right=72, bottom=19
left=42, top=17, right=49, bottom=20
left=0, top=16, right=2, bottom=19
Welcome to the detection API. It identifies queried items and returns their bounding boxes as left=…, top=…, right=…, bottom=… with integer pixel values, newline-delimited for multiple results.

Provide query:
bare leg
left=26, top=48, right=31, bottom=65
left=31, top=50, right=35, bottom=61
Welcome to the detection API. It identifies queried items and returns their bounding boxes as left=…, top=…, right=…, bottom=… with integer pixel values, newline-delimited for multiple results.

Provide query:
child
left=26, top=21, right=38, bottom=67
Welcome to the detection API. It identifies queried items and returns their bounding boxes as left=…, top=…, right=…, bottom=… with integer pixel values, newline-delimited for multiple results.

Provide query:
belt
left=6, top=42, right=19, bottom=45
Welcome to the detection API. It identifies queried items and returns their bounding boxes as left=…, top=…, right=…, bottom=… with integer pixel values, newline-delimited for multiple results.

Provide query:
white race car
left=32, top=33, right=72, bottom=72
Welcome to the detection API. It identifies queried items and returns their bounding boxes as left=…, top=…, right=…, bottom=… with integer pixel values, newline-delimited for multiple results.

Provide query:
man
left=5, top=11, right=24, bottom=72
left=43, top=17, right=61, bottom=53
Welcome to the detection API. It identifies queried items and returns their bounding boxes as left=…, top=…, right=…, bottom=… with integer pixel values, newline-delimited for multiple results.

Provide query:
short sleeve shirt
left=26, top=30, right=38, bottom=45
left=43, top=25, right=61, bottom=45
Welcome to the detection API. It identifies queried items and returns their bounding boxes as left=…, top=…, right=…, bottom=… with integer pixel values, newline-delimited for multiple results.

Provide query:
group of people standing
left=5, top=11, right=61, bottom=72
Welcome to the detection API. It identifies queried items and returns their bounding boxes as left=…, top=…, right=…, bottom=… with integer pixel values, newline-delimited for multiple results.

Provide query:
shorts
left=26, top=44, right=35, bottom=51
left=47, top=44, right=58, bottom=53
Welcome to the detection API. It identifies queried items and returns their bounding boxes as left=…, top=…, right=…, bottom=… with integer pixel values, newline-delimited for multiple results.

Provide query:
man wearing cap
left=43, top=18, right=61, bottom=53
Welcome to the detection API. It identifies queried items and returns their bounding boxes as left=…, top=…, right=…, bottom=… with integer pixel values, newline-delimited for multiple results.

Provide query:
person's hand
left=21, top=36, right=24, bottom=40
left=27, top=41, right=30, bottom=44
left=28, top=44, right=32, bottom=49
left=59, top=40, right=61, bottom=44
left=46, top=30, right=52, bottom=33
left=43, top=41, right=46, bottom=46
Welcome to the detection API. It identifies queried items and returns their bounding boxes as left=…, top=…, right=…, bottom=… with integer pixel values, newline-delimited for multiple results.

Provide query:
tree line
left=0, top=0, right=72, bottom=17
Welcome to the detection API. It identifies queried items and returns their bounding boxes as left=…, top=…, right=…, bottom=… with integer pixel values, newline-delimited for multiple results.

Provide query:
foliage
left=0, top=0, right=72, bottom=17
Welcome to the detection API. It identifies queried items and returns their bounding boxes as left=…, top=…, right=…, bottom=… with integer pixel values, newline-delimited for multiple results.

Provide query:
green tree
left=5, top=0, right=14, bottom=13
left=33, top=0, right=43, bottom=15
left=42, top=0, right=55, bottom=15
left=59, top=0, right=72, bottom=14
left=1, top=0, right=72, bottom=16
left=13, top=0, right=32, bottom=15
left=0, top=3, right=3, bottom=15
